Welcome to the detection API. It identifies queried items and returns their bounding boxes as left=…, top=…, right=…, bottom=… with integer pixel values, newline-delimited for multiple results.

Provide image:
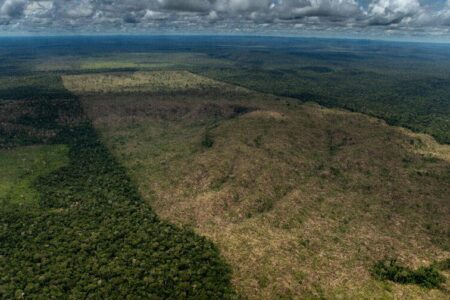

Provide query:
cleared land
left=34, top=52, right=230, bottom=72
left=64, top=71, right=450, bottom=299
left=63, top=71, right=233, bottom=94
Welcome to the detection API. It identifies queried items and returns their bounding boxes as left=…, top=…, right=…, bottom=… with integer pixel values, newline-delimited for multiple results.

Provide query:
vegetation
left=197, top=61, right=450, bottom=144
left=0, top=75, right=235, bottom=299
left=433, top=258, right=450, bottom=271
left=2, top=36, right=449, bottom=143
left=0, top=144, right=68, bottom=207
left=0, top=75, right=73, bottom=101
left=1, top=36, right=450, bottom=299
left=202, top=132, right=214, bottom=148
left=65, top=71, right=450, bottom=299
left=372, top=259, right=446, bottom=289
left=61, top=71, right=229, bottom=95
left=0, top=75, right=80, bottom=148
left=34, top=52, right=229, bottom=73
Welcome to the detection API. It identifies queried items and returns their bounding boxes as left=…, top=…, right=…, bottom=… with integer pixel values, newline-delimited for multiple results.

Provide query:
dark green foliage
left=0, top=98, right=83, bottom=148
left=255, top=197, right=274, bottom=214
left=372, top=259, right=446, bottom=289
left=299, top=66, right=333, bottom=73
left=202, top=132, right=214, bottom=148
left=254, top=135, right=262, bottom=147
left=0, top=75, right=73, bottom=101
left=0, top=75, right=81, bottom=148
left=0, top=85, right=235, bottom=298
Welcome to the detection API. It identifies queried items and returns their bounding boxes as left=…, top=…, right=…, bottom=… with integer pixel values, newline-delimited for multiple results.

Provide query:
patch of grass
left=0, top=144, right=69, bottom=206
left=372, top=259, right=446, bottom=289
left=433, top=258, right=450, bottom=271
left=62, top=71, right=233, bottom=95
left=255, top=197, right=274, bottom=213
left=81, top=61, right=140, bottom=70
left=80, top=61, right=174, bottom=70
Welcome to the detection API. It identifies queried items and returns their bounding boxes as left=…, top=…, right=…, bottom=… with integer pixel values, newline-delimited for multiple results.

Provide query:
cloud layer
left=1, top=0, right=450, bottom=38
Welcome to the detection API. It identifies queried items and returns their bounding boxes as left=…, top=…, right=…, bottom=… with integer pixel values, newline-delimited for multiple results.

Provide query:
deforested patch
left=67, top=70, right=450, bottom=299
left=243, top=110, right=287, bottom=120
left=62, top=71, right=248, bottom=95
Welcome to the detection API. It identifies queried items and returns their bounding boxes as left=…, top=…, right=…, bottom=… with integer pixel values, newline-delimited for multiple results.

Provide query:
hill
left=63, top=71, right=450, bottom=299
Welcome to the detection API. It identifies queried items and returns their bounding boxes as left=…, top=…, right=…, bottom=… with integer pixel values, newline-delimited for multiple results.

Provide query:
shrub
left=202, top=132, right=214, bottom=148
left=372, top=259, right=446, bottom=289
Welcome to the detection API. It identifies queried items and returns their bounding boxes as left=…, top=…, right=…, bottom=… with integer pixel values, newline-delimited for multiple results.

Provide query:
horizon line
left=0, top=32, right=449, bottom=46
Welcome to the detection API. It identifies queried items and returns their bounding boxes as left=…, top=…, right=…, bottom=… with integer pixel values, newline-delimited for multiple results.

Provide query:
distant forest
left=1, top=36, right=450, bottom=144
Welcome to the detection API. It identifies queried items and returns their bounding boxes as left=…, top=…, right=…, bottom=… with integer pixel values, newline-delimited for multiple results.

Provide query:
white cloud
left=367, top=0, right=422, bottom=25
left=143, top=9, right=167, bottom=20
left=24, top=1, right=53, bottom=17
left=207, top=10, right=218, bottom=20
left=369, top=0, right=420, bottom=16
left=64, top=1, right=94, bottom=18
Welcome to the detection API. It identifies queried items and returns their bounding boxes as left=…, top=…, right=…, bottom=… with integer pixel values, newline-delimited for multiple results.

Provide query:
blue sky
left=1, top=0, right=450, bottom=41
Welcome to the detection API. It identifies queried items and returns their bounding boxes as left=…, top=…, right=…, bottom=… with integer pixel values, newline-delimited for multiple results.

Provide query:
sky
left=1, top=0, right=450, bottom=41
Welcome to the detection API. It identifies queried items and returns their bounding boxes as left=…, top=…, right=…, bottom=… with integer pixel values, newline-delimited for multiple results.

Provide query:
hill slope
left=63, top=71, right=450, bottom=299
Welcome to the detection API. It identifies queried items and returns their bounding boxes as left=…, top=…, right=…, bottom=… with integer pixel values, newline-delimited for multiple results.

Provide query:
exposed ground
left=34, top=52, right=230, bottom=72
left=63, top=71, right=450, bottom=299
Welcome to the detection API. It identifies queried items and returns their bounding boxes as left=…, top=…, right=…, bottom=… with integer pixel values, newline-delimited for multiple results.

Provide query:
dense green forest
left=0, top=75, right=235, bottom=299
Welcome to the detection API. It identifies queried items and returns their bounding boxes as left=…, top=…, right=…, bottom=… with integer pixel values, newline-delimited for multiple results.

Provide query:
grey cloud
left=123, top=12, right=139, bottom=23
left=159, top=0, right=213, bottom=12
left=1, top=0, right=27, bottom=18
left=62, top=0, right=95, bottom=18
left=216, top=0, right=271, bottom=12
left=1, top=0, right=450, bottom=39
left=274, top=0, right=362, bottom=19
